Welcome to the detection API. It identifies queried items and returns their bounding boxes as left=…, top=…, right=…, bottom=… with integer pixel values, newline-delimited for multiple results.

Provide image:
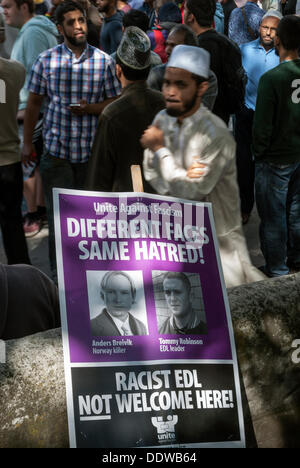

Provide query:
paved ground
left=0, top=205, right=264, bottom=279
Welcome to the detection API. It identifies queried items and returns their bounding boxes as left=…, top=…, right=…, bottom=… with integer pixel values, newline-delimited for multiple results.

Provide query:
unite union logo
left=151, top=415, right=178, bottom=444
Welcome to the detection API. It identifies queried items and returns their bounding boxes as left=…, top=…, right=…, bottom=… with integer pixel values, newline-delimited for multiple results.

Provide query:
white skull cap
left=167, top=45, right=210, bottom=79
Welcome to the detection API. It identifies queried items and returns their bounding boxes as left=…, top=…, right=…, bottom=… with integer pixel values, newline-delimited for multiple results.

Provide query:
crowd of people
left=0, top=0, right=300, bottom=338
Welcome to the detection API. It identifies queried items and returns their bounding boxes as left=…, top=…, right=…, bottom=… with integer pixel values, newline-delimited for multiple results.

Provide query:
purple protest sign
left=54, top=189, right=245, bottom=448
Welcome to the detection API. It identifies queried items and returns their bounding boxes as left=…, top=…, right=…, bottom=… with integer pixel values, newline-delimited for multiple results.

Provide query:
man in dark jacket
left=86, top=26, right=165, bottom=192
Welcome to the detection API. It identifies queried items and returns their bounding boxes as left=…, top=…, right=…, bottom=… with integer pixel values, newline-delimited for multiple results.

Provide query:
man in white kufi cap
left=141, top=44, right=266, bottom=288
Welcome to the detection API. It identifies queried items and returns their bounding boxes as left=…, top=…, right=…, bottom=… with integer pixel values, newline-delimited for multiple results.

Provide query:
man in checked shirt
left=22, top=0, right=121, bottom=282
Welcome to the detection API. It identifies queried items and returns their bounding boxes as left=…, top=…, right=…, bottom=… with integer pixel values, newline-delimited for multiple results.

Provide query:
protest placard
left=54, top=189, right=245, bottom=448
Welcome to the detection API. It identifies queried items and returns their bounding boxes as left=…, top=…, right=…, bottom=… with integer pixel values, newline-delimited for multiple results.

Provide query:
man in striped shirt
left=22, top=0, right=121, bottom=281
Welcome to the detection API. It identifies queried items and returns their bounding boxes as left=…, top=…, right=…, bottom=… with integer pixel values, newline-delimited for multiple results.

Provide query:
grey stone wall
left=1, top=273, right=300, bottom=448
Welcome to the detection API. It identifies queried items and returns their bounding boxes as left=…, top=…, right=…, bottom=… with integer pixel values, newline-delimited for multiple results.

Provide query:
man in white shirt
left=90, top=271, right=148, bottom=336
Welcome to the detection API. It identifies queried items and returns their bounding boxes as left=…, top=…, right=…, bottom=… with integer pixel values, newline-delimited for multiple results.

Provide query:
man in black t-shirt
left=184, top=0, right=232, bottom=123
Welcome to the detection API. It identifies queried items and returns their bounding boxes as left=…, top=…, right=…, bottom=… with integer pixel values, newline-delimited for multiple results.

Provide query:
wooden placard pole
left=131, top=165, right=144, bottom=193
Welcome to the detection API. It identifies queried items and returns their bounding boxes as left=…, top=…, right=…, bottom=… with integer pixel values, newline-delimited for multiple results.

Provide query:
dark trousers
left=40, top=152, right=88, bottom=282
left=0, top=162, right=31, bottom=264
left=234, top=105, right=255, bottom=215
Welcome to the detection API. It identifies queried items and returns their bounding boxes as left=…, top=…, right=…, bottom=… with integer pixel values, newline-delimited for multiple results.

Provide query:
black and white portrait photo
left=152, top=271, right=207, bottom=335
left=87, top=270, right=149, bottom=337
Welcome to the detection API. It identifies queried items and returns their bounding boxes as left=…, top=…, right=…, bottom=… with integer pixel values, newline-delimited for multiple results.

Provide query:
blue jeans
left=40, top=152, right=88, bottom=282
left=255, top=161, right=300, bottom=277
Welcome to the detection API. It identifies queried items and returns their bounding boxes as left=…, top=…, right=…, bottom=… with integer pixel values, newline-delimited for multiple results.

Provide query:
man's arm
left=22, top=92, right=44, bottom=166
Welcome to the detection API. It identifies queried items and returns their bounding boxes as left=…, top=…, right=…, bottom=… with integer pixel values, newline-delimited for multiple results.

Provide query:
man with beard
left=1, top=0, right=58, bottom=237
left=22, top=0, right=121, bottom=282
left=234, top=9, right=281, bottom=225
left=253, top=15, right=300, bottom=277
left=141, top=45, right=266, bottom=288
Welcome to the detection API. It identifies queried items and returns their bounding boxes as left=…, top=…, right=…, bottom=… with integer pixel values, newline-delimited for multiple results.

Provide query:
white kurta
left=143, top=105, right=266, bottom=288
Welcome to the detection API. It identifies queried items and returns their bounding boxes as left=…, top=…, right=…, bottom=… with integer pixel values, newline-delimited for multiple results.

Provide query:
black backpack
left=202, top=32, right=248, bottom=115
